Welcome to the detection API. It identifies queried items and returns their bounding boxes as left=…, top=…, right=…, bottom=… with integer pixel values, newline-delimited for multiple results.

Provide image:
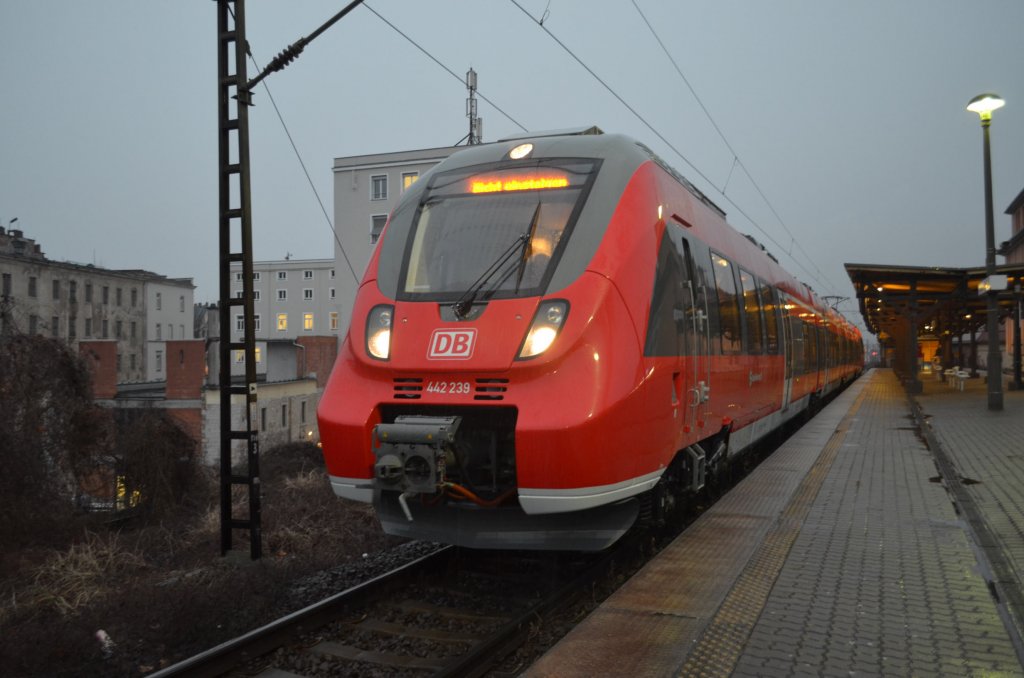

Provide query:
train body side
left=317, top=131, right=862, bottom=550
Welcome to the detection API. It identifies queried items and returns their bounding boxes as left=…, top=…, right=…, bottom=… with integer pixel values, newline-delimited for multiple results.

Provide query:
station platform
left=528, top=368, right=1024, bottom=676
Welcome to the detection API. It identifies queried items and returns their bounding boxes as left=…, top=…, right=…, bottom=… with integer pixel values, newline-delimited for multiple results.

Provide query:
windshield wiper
left=514, top=203, right=542, bottom=292
left=453, top=233, right=529, bottom=319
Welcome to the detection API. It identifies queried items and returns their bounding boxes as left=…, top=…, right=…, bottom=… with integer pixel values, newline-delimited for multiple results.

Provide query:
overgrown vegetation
left=0, top=335, right=391, bottom=676
left=0, top=334, right=107, bottom=547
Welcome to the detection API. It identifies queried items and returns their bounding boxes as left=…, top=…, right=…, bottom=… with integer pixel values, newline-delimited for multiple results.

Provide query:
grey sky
left=2, top=1, right=1022, bottom=334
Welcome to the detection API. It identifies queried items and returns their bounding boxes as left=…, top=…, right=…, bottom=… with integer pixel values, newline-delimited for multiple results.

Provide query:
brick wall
left=165, top=340, right=206, bottom=400
left=296, top=335, right=338, bottom=388
left=78, top=340, right=118, bottom=399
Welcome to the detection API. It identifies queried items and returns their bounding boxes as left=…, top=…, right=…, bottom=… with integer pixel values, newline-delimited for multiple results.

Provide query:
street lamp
left=967, top=92, right=1005, bottom=410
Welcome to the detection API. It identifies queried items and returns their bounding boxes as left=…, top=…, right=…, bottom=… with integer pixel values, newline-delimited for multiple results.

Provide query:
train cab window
left=738, top=268, right=763, bottom=354
left=399, top=160, right=598, bottom=301
left=710, top=253, right=742, bottom=355
left=644, top=230, right=689, bottom=356
left=761, top=284, right=780, bottom=354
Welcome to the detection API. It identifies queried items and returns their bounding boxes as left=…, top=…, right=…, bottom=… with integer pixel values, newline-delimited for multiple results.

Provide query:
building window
left=235, top=350, right=245, bottom=363
left=304, top=270, right=313, bottom=280
left=235, top=272, right=243, bottom=282
left=116, top=320, right=123, bottom=338
left=168, top=324, right=174, bottom=340
left=2, top=273, right=11, bottom=296
left=52, top=279, right=60, bottom=300
left=236, top=314, right=244, bottom=331
left=277, top=271, right=287, bottom=281
left=28, top=276, right=37, bottom=297
left=85, top=282, right=93, bottom=302
left=260, top=407, right=267, bottom=432
left=131, top=288, right=137, bottom=306
left=371, top=174, right=388, bottom=200
left=300, top=400, right=306, bottom=423
left=303, top=288, right=313, bottom=301
left=69, top=315, right=76, bottom=340
left=116, top=288, right=122, bottom=306
left=117, top=353, right=122, bottom=371
left=130, top=354, right=136, bottom=370
left=330, top=311, right=338, bottom=330
left=51, top=316, right=59, bottom=338
left=303, top=313, right=314, bottom=331
left=85, top=318, right=93, bottom=337
left=156, top=324, right=162, bottom=340
left=371, top=214, right=387, bottom=244
left=155, top=350, right=163, bottom=373
left=69, top=281, right=77, bottom=302
left=277, top=313, right=287, bottom=331
left=29, top=315, right=37, bottom=335
left=281, top=404, right=287, bottom=427
left=255, top=346, right=262, bottom=363
left=330, top=288, right=336, bottom=300
left=235, top=290, right=244, bottom=299
left=179, top=295, right=185, bottom=312
left=330, top=269, right=335, bottom=279
left=130, top=321, right=137, bottom=339
left=277, top=289, right=287, bottom=301
left=180, top=323, right=185, bottom=338
left=253, top=315, right=261, bottom=332
left=102, top=319, right=109, bottom=339
left=253, top=272, right=261, bottom=281
left=155, top=292, right=161, bottom=310
left=402, top=171, right=419, bottom=192
left=102, top=286, right=109, bottom=304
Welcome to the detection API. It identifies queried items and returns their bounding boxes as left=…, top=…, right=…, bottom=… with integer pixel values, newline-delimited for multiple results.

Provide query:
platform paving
left=528, top=369, right=1024, bottom=677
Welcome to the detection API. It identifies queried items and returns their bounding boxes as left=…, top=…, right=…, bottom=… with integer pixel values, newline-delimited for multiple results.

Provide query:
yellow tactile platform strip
left=677, top=386, right=866, bottom=676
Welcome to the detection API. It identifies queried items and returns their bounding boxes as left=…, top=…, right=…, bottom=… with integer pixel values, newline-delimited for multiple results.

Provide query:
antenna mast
left=466, top=68, right=483, bottom=144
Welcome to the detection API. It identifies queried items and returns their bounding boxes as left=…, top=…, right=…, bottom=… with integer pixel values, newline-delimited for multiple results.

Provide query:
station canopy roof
left=845, top=262, right=1024, bottom=342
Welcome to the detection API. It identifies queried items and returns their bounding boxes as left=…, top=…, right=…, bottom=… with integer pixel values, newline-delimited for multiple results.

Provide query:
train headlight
left=366, top=304, right=394, bottom=360
left=517, top=300, right=569, bottom=359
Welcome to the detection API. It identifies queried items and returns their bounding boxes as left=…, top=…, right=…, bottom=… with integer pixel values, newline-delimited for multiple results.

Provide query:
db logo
left=428, top=329, right=477, bottom=360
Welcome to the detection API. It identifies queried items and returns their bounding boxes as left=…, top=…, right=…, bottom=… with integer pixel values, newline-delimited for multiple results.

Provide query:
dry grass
left=8, top=532, right=148, bottom=622
left=0, top=442, right=390, bottom=677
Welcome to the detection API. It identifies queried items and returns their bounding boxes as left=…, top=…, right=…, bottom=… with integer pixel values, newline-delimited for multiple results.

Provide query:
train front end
left=318, top=132, right=655, bottom=550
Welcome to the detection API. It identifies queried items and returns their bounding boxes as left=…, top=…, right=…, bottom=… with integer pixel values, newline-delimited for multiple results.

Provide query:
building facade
left=0, top=227, right=194, bottom=384
left=226, top=257, right=340, bottom=380
left=331, top=146, right=458, bottom=333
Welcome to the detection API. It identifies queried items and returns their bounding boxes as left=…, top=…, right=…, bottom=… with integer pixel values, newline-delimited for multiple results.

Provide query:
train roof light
left=509, top=143, right=534, bottom=160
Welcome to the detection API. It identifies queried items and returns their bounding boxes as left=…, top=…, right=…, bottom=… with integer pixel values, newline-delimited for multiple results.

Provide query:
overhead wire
left=362, top=3, right=529, bottom=134
left=509, top=0, right=842, bottom=298
left=227, top=3, right=360, bottom=285
left=629, top=0, right=840, bottom=295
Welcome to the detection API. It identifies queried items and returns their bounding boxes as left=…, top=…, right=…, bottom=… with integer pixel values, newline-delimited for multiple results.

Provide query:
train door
left=678, top=233, right=712, bottom=429
left=781, top=292, right=794, bottom=411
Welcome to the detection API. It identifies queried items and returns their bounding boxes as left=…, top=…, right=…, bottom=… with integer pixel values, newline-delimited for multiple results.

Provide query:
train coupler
left=373, top=415, right=462, bottom=520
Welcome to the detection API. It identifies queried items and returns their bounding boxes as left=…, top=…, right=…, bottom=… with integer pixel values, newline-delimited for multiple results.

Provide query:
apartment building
left=0, top=227, right=194, bottom=383
left=331, top=145, right=458, bottom=333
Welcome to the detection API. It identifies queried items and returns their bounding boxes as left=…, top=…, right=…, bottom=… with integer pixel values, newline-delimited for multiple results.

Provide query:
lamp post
left=967, top=93, right=1004, bottom=411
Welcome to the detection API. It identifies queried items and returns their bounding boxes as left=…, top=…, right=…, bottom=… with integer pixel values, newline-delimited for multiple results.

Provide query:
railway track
left=149, top=543, right=625, bottom=678
left=150, top=385, right=850, bottom=678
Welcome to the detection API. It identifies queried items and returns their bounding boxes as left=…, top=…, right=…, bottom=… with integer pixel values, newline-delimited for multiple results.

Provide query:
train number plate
left=426, top=380, right=471, bottom=395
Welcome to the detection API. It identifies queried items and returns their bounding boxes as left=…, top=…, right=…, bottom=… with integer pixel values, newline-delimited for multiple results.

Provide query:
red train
left=318, top=128, right=862, bottom=550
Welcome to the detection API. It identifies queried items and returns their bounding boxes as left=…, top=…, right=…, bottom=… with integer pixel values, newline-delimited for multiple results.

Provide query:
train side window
left=762, top=284, right=780, bottom=354
left=738, top=268, right=763, bottom=354
left=644, top=231, right=687, bottom=357
left=804, top=320, right=819, bottom=373
left=710, top=252, right=742, bottom=355
left=789, top=315, right=805, bottom=375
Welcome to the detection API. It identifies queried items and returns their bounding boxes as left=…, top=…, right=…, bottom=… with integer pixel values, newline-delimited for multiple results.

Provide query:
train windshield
left=399, top=160, right=598, bottom=301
